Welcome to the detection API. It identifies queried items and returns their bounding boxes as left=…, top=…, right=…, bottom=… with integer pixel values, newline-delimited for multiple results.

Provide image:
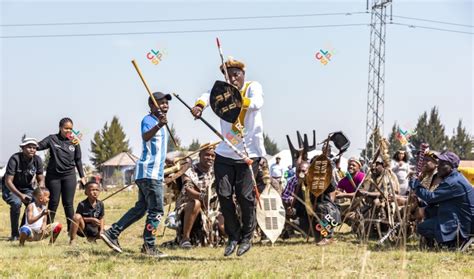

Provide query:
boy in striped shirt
left=101, top=92, right=170, bottom=258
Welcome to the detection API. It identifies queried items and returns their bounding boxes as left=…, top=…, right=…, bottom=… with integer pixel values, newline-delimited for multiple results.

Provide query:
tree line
left=366, top=106, right=473, bottom=160
left=89, top=117, right=281, bottom=169
left=90, top=106, right=472, bottom=170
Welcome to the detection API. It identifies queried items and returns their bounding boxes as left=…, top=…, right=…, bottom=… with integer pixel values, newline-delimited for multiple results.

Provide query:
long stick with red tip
left=214, top=38, right=261, bottom=208
left=216, top=37, right=231, bottom=84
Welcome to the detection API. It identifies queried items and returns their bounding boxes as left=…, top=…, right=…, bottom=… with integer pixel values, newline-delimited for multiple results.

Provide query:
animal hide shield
left=256, top=185, right=286, bottom=244
left=210, top=80, right=242, bottom=123
left=306, top=154, right=333, bottom=198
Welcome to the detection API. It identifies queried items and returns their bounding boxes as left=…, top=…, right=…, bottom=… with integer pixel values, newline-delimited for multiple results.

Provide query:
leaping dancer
left=189, top=39, right=266, bottom=256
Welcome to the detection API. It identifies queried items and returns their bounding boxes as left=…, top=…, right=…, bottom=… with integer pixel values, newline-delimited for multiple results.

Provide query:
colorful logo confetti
left=315, top=44, right=336, bottom=66
left=396, top=127, right=416, bottom=146
left=66, top=129, right=84, bottom=146
left=146, top=48, right=167, bottom=66
left=315, top=214, right=339, bottom=238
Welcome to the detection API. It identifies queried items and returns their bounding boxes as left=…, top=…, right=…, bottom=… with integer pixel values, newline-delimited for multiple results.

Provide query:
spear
left=216, top=37, right=231, bottom=84
left=213, top=38, right=255, bottom=198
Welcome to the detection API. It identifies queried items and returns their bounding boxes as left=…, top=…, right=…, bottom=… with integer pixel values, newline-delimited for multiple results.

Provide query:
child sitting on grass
left=70, top=181, right=105, bottom=245
left=19, top=187, right=62, bottom=246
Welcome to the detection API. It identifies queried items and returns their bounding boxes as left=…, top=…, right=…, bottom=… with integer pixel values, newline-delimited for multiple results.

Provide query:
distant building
left=101, top=152, right=138, bottom=186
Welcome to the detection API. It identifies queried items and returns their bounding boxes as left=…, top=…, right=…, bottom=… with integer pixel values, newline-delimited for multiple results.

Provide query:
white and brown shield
left=256, top=185, right=286, bottom=244
left=306, top=153, right=333, bottom=198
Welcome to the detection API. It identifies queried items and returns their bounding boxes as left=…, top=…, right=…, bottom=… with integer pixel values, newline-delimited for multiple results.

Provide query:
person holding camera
left=2, top=138, right=45, bottom=241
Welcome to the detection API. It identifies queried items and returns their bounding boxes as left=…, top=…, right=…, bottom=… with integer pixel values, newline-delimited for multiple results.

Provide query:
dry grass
left=0, top=190, right=472, bottom=278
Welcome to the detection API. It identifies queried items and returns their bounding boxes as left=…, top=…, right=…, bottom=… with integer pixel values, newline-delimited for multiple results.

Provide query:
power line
left=391, top=15, right=473, bottom=28
left=0, top=11, right=368, bottom=27
left=1, top=20, right=471, bottom=39
left=0, top=23, right=369, bottom=39
left=390, top=22, right=474, bottom=35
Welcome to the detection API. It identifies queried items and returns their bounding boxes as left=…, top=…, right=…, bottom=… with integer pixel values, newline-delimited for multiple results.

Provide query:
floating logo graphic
left=315, top=44, right=336, bottom=66
left=146, top=48, right=167, bottom=66
left=66, top=129, right=84, bottom=146
left=315, top=214, right=339, bottom=238
left=314, top=44, right=336, bottom=66
left=146, top=214, right=163, bottom=237
left=396, top=127, right=416, bottom=146
left=225, top=124, right=246, bottom=145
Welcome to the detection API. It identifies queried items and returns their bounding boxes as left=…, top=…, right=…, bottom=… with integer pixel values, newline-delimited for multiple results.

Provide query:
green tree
left=411, top=107, right=448, bottom=151
left=387, top=122, right=403, bottom=156
left=448, top=120, right=473, bottom=160
left=188, top=139, right=201, bottom=151
left=360, top=128, right=381, bottom=161
left=426, top=107, right=448, bottom=150
left=264, top=133, right=280, bottom=156
left=90, top=116, right=131, bottom=169
left=410, top=111, right=429, bottom=150
left=167, top=124, right=182, bottom=152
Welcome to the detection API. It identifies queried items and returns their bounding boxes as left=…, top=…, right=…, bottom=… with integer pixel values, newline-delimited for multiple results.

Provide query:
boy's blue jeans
left=108, top=179, right=164, bottom=248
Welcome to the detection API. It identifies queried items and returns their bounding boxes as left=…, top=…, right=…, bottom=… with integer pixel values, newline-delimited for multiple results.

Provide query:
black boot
left=224, top=240, right=238, bottom=256
left=237, top=240, right=251, bottom=256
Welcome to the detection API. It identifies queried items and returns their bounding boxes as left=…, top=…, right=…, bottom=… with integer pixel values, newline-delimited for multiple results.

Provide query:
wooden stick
left=337, top=172, right=370, bottom=232
left=284, top=219, right=309, bottom=239
left=102, top=184, right=133, bottom=202
left=131, top=60, right=178, bottom=148
left=173, top=93, right=262, bottom=208
left=173, top=141, right=221, bottom=164
left=161, top=202, right=173, bottom=237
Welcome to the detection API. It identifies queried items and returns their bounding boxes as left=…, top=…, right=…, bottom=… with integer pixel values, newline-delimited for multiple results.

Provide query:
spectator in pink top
left=336, top=158, right=365, bottom=197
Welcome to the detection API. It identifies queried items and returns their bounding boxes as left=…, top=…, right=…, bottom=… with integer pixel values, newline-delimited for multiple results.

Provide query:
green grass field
left=1, top=189, right=472, bottom=278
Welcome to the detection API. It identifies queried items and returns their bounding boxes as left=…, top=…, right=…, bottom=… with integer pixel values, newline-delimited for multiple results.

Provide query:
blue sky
left=1, top=0, right=472, bottom=165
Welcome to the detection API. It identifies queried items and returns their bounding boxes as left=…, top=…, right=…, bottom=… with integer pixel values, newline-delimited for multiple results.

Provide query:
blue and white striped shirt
left=135, top=114, right=168, bottom=181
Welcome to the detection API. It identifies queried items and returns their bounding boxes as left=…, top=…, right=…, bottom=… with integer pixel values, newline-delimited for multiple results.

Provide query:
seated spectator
left=19, top=187, right=62, bottom=246
left=70, top=181, right=105, bottom=245
left=2, top=138, right=44, bottom=241
left=410, top=151, right=474, bottom=249
left=336, top=157, right=365, bottom=199
left=172, top=144, right=224, bottom=249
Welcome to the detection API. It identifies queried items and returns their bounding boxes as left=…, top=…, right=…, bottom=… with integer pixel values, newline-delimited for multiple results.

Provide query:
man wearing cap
left=101, top=92, right=170, bottom=258
left=191, top=57, right=266, bottom=256
left=2, top=138, right=44, bottom=241
left=410, top=151, right=474, bottom=248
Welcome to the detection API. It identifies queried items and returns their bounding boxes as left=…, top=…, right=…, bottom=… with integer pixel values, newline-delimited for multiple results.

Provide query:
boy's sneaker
left=141, top=244, right=168, bottom=258
left=100, top=230, right=123, bottom=253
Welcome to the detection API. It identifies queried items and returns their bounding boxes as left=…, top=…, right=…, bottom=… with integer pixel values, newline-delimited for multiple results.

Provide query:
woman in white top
left=392, top=150, right=410, bottom=195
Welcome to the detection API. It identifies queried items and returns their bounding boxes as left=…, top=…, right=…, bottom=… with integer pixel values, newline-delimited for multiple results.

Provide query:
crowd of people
left=1, top=57, right=473, bottom=259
